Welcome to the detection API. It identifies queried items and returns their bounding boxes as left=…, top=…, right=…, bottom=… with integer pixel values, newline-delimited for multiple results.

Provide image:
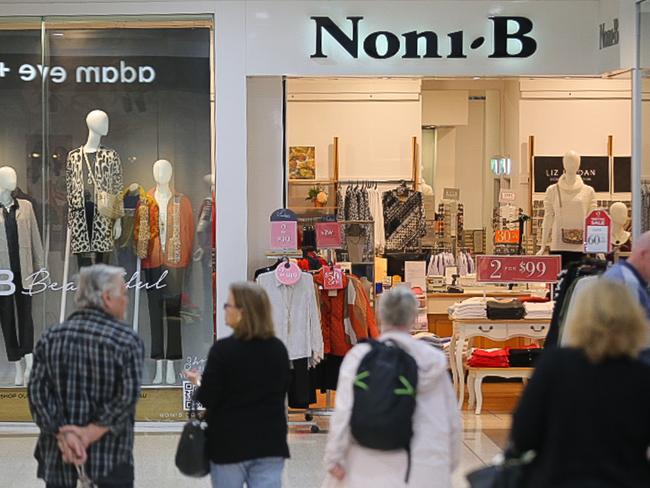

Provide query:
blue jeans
left=210, top=458, right=284, bottom=488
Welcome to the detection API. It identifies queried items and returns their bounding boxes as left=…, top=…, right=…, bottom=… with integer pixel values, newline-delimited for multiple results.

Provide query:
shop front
left=0, top=0, right=647, bottom=422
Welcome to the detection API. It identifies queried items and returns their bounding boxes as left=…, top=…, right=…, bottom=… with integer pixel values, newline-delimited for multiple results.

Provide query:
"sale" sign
left=584, top=210, right=611, bottom=254
left=476, top=255, right=562, bottom=283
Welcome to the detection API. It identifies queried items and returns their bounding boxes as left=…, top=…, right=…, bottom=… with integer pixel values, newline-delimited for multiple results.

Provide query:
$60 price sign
left=476, top=255, right=561, bottom=284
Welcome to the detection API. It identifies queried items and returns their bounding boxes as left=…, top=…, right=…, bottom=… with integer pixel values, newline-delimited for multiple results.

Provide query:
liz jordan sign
left=311, top=16, right=537, bottom=60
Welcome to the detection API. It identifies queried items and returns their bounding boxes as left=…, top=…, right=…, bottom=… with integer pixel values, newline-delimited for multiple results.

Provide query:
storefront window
left=640, top=1, right=650, bottom=233
left=0, top=16, right=215, bottom=389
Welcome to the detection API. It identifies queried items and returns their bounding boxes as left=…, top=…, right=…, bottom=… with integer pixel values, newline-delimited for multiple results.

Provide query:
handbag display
left=82, top=147, right=124, bottom=220
left=175, top=402, right=210, bottom=478
left=557, top=187, right=583, bottom=245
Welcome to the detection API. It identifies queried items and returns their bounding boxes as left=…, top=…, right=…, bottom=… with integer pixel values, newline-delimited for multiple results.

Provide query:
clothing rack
left=337, top=179, right=415, bottom=187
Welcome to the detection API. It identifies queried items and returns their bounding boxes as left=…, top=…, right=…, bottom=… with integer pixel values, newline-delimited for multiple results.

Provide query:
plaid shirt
left=28, top=307, right=144, bottom=486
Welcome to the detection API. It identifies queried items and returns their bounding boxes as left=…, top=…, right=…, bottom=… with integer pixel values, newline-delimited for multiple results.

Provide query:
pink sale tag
left=323, top=266, right=344, bottom=290
left=275, top=261, right=302, bottom=286
left=270, top=221, right=297, bottom=250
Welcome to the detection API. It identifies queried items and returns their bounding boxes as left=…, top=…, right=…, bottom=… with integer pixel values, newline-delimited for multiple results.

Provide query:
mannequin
left=0, top=166, right=44, bottom=385
left=142, top=160, right=194, bottom=385
left=66, top=109, right=122, bottom=268
left=610, top=202, right=631, bottom=250
left=537, top=150, right=597, bottom=267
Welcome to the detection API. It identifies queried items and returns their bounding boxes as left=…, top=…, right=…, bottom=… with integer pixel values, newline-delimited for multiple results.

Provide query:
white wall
left=246, top=77, right=284, bottom=280
left=454, top=97, right=486, bottom=229
left=286, top=78, right=421, bottom=182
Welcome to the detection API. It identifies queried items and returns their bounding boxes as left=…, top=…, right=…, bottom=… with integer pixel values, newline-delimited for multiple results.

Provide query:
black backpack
left=350, top=339, right=418, bottom=482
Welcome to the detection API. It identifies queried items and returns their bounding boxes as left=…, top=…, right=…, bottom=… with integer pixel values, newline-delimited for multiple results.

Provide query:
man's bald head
left=629, top=231, right=650, bottom=282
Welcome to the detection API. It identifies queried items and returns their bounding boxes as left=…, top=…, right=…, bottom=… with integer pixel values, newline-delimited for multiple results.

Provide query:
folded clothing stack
left=508, top=346, right=543, bottom=367
left=448, top=297, right=488, bottom=319
left=413, top=332, right=452, bottom=351
left=467, top=348, right=509, bottom=368
left=524, top=301, right=555, bottom=319
left=486, top=299, right=526, bottom=320
left=468, top=345, right=543, bottom=368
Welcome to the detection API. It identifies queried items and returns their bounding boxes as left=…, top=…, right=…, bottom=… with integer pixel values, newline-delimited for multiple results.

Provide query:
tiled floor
left=0, top=412, right=509, bottom=488
left=0, top=383, right=519, bottom=488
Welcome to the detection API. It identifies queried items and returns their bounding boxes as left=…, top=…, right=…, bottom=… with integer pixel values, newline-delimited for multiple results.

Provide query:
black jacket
left=195, top=336, right=290, bottom=464
left=511, top=347, right=650, bottom=488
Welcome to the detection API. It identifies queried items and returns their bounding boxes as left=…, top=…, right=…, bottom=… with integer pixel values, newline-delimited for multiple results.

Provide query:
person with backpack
left=323, top=287, right=461, bottom=488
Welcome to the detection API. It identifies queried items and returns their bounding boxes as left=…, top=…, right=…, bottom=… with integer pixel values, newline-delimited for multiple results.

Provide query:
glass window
left=0, top=16, right=215, bottom=389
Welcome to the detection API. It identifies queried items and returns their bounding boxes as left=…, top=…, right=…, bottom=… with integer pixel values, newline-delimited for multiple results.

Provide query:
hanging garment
left=383, top=187, right=426, bottom=251
left=66, top=146, right=123, bottom=254
left=0, top=198, right=44, bottom=288
left=142, top=189, right=194, bottom=269
left=313, top=269, right=369, bottom=357
left=256, top=271, right=324, bottom=362
left=367, top=188, right=386, bottom=254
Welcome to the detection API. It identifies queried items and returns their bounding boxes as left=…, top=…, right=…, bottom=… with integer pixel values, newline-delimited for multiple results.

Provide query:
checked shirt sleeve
left=28, top=338, right=64, bottom=434
left=94, top=338, right=144, bottom=435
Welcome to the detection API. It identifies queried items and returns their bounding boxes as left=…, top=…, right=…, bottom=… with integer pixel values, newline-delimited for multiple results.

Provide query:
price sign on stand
left=476, top=255, right=562, bottom=283
left=315, top=222, right=342, bottom=249
left=584, top=210, right=611, bottom=254
left=323, top=266, right=344, bottom=290
left=443, top=188, right=460, bottom=201
left=499, top=189, right=517, bottom=203
left=495, top=229, right=520, bottom=244
left=270, top=208, right=298, bottom=250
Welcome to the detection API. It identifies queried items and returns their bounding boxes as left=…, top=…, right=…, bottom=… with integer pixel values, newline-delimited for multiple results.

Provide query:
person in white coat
left=323, top=286, right=462, bottom=488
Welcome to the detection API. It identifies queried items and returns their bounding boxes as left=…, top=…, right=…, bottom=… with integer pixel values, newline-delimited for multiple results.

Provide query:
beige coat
left=324, top=330, right=462, bottom=488
left=0, top=198, right=45, bottom=288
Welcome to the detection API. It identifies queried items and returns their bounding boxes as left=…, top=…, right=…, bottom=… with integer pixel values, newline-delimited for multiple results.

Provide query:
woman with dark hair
left=186, top=281, right=290, bottom=488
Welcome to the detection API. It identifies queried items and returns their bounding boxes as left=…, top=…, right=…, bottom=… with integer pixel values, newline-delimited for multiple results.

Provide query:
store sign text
left=0, top=269, right=168, bottom=297
left=311, top=16, right=537, bottom=60
left=0, top=60, right=156, bottom=84
left=599, top=18, right=619, bottom=49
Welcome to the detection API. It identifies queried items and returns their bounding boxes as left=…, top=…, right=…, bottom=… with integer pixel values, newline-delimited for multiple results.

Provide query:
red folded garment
left=519, top=296, right=550, bottom=303
left=467, top=348, right=509, bottom=368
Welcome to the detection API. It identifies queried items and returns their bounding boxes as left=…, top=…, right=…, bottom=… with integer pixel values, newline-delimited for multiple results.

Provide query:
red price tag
left=323, top=266, right=344, bottom=290
left=316, top=222, right=342, bottom=249
left=275, top=261, right=302, bottom=286
left=584, top=210, right=611, bottom=254
left=476, top=255, right=561, bottom=283
left=495, top=229, right=520, bottom=244
left=270, top=221, right=297, bottom=250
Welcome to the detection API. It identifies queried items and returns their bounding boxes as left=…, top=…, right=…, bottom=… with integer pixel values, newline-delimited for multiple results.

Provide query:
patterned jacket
left=66, top=146, right=123, bottom=254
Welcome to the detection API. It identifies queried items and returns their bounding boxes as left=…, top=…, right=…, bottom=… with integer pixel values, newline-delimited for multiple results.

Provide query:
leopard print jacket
left=66, top=146, right=123, bottom=254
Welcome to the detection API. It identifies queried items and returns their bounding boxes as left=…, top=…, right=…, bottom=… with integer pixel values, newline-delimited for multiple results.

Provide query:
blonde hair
left=230, top=282, right=275, bottom=341
left=565, top=279, right=649, bottom=363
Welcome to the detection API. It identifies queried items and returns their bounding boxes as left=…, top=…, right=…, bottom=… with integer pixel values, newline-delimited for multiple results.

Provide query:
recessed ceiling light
left=51, top=32, right=64, bottom=37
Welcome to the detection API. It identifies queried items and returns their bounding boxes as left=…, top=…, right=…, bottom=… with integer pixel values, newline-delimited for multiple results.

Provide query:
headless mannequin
left=537, top=150, right=596, bottom=265
left=610, top=202, right=631, bottom=248
left=0, top=167, right=33, bottom=385
left=83, top=110, right=122, bottom=243
left=151, top=160, right=176, bottom=385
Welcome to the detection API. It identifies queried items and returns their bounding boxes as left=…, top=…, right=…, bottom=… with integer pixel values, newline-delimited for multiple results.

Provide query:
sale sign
left=495, top=229, right=520, bottom=244
left=323, top=266, right=344, bottom=290
left=270, top=221, right=297, bottom=250
left=476, top=255, right=562, bottom=283
left=275, top=261, right=302, bottom=285
left=584, top=210, right=611, bottom=254
left=316, top=222, right=342, bottom=249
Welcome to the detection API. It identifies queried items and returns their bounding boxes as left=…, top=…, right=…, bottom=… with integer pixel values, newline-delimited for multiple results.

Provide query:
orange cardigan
left=142, top=189, right=194, bottom=269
